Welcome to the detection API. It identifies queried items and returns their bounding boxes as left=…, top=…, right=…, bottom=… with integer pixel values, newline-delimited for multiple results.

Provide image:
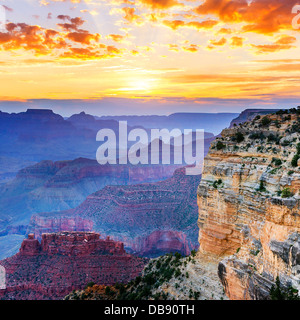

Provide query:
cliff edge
left=0, top=232, right=145, bottom=300
left=197, top=108, right=300, bottom=299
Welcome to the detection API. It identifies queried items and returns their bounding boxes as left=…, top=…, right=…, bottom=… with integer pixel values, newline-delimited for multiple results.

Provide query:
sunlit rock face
left=0, top=232, right=145, bottom=300
left=197, top=110, right=300, bottom=300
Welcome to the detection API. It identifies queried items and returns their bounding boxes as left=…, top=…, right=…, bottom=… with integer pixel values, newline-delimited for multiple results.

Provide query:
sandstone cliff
left=197, top=108, right=300, bottom=299
left=0, top=232, right=145, bottom=300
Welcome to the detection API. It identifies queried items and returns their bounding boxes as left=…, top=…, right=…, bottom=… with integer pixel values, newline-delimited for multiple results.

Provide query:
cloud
left=66, top=31, right=101, bottom=44
left=57, top=15, right=85, bottom=31
left=163, top=19, right=218, bottom=30
left=182, top=44, right=199, bottom=52
left=230, top=36, right=244, bottom=47
left=195, top=0, right=298, bottom=34
left=0, top=16, right=123, bottom=60
left=107, top=34, right=127, bottom=42
left=210, top=37, right=227, bottom=46
left=60, top=46, right=122, bottom=60
left=252, top=35, right=297, bottom=54
left=163, top=19, right=185, bottom=29
left=217, top=27, right=232, bottom=34
left=139, top=0, right=182, bottom=9
left=122, top=7, right=140, bottom=23
left=262, top=63, right=300, bottom=72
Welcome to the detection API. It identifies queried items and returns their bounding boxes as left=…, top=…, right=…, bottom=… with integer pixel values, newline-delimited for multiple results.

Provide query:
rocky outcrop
left=29, top=167, right=201, bottom=257
left=197, top=109, right=300, bottom=299
left=0, top=232, right=145, bottom=300
left=229, top=108, right=281, bottom=128
left=0, top=158, right=179, bottom=226
left=0, top=158, right=180, bottom=257
left=132, top=230, right=192, bottom=257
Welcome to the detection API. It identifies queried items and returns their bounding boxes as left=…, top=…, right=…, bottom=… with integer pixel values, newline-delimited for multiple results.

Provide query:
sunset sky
left=0, top=0, right=300, bottom=115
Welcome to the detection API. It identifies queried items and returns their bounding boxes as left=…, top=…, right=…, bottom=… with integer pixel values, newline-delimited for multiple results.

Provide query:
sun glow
left=119, top=78, right=157, bottom=92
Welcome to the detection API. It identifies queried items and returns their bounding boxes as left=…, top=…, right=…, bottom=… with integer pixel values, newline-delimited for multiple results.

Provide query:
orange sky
left=0, top=0, right=300, bottom=111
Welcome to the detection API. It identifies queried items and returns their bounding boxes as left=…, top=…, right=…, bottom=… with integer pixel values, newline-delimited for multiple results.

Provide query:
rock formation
left=0, top=232, right=145, bottom=300
left=0, top=158, right=179, bottom=259
left=197, top=108, right=300, bottom=299
left=29, top=167, right=201, bottom=257
left=229, top=108, right=281, bottom=128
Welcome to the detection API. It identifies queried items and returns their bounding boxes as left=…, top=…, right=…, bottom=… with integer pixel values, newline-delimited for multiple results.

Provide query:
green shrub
left=258, top=181, right=266, bottom=192
left=85, top=282, right=95, bottom=289
left=235, top=132, right=244, bottom=143
left=272, top=158, right=282, bottom=166
left=213, top=179, right=223, bottom=189
left=105, top=286, right=111, bottom=295
left=261, top=116, right=271, bottom=126
left=216, top=141, right=225, bottom=150
left=281, top=188, right=293, bottom=198
left=270, top=276, right=300, bottom=300
left=291, top=155, right=299, bottom=167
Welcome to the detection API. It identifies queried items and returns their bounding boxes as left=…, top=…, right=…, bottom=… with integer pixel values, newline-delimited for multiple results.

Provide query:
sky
left=0, top=0, right=300, bottom=115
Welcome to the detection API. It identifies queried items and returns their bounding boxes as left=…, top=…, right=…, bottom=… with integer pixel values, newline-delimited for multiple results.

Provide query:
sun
left=129, top=78, right=157, bottom=91
left=117, top=78, right=157, bottom=94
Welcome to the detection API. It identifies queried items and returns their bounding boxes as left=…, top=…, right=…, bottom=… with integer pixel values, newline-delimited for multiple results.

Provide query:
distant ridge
left=229, top=108, right=283, bottom=127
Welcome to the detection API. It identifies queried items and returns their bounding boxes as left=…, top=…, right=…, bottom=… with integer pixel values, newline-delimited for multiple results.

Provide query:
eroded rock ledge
left=197, top=110, right=300, bottom=299
left=0, top=232, right=145, bottom=300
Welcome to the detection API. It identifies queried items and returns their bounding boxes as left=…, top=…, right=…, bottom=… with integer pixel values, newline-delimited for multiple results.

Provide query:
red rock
left=0, top=232, right=146, bottom=300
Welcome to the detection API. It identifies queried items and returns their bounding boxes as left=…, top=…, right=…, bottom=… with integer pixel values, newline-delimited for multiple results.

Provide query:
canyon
left=4, top=107, right=298, bottom=300
left=73, top=107, right=300, bottom=301
left=29, top=167, right=201, bottom=257
left=0, top=158, right=180, bottom=259
left=197, top=108, right=300, bottom=299
left=0, top=232, right=145, bottom=300
left=0, top=108, right=218, bottom=259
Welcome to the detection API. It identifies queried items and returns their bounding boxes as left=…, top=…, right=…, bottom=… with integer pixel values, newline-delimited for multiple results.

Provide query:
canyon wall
left=197, top=110, right=300, bottom=299
left=0, top=158, right=180, bottom=260
left=29, top=167, right=200, bottom=257
left=0, top=232, right=145, bottom=300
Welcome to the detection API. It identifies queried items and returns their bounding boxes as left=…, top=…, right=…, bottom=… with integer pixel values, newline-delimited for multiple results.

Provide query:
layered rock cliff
left=197, top=108, right=300, bottom=299
left=0, top=158, right=179, bottom=260
left=29, top=167, right=200, bottom=257
left=0, top=232, right=145, bottom=300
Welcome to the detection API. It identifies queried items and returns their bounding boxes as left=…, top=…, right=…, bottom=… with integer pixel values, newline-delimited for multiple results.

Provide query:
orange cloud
left=262, top=63, right=300, bottom=72
left=139, top=0, right=181, bottom=9
left=0, top=17, right=123, bottom=60
left=163, top=19, right=185, bottom=30
left=122, top=7, right=140, bottom=23
left=195, top=0, right=298, bottom=34
left=168, top=44, right=179, bottom=51
left=231, top=36, right=244, bottom=47
left=66, top=31, right=101, bottom=44
left=218, top=27, right=232, bottom=34
left=163, top=19, right=218, bottom=30
left=210, top=37, right=227, bottom=46
left=182, top=44, right=199, bottom=52
left=252, top=35, right=297, bottom=54
left=108, top=34, right=127, bottom=42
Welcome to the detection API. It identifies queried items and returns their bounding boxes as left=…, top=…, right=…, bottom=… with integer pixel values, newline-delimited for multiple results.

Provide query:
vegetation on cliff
left=270, top=277, right=300, bottom=300
left=198, top=106, right=300, bottom=300
left=65, top=252, right=201, bottom=300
